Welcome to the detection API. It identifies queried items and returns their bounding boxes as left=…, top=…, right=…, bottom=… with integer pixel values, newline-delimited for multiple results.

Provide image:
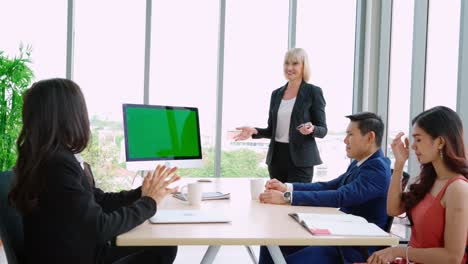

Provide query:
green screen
left=124, top=105, right=201, bottom=160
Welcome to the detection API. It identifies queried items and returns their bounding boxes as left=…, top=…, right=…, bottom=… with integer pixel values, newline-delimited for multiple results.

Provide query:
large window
left=149, top=0, right=219, bottom=177
left=424, top=0, right=460, bottom=110
left=0, top=0, right=67, bottom=80
left=74, top=0, right=146, bottom=190
left=296, top=0, right=357, bottom=181
left=221, top=0, right=288, bottom=177
left=387, top=0, right=414, bottom=171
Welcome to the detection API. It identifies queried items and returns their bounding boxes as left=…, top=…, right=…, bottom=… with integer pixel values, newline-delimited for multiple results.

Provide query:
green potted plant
left=0, top=45, right=34, bottom=172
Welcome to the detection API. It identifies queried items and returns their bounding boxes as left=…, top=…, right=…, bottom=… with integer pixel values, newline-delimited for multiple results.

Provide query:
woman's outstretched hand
left=234, top=127, right=258, bottom=141
left=141, top=165, right=180, bottom=205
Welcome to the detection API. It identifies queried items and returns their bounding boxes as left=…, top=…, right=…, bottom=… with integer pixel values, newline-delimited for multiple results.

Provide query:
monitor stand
left=132, top=161, right=175, bottom=187
left=125, top=159, right=203, bottom=171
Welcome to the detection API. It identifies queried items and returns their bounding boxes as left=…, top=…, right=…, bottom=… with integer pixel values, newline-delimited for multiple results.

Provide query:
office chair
left=386, top=170, right=411, bottom=247
left=385, top=170, right=411, bottom=233
left=0, top=170, right=24, bottom=264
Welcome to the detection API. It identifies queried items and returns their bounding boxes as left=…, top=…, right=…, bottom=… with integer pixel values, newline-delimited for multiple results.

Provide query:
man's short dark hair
left=345, top=112, right=384, bottom=147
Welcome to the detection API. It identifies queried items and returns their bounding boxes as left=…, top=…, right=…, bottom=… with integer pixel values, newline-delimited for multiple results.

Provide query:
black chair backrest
left=390, top=168, right=410, bottom=190
left=0, top=170, right=24, bottom=264
left=385, top=169, right=411, bottom=233
left=401, top=171, right=410, bottom=191
left=384, top=215, right=394, bottom=233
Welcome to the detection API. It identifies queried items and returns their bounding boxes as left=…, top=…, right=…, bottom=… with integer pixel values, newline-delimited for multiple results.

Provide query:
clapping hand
left=233, top=127, right=257, bottom=141
left=141, top=165, right=180, bottom=205
left=391, top=132, right=410, bottom=168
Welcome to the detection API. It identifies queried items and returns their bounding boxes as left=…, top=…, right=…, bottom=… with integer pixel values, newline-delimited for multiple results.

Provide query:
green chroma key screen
left=123, top=104, right=202, bottom=160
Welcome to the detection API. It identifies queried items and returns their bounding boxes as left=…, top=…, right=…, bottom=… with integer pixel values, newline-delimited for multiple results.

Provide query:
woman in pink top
left=368, top=106, right=468, bottom=264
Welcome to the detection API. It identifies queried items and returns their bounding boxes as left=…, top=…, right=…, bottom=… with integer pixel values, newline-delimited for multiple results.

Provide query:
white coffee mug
left=250, top=178, right=265, bottom=200
left=181, top=183, right=203, bottom=206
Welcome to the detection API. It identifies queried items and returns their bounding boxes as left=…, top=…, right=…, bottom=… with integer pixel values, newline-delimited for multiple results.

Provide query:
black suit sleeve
left=85, top=162, right=143, bottom=213
left=93, top=187, right=143, bottom=213
left=46, top=155, right=156, bottom=245
left=253, top=91, right=275, bottom=139
left=310, top=87, right=327, bottom=138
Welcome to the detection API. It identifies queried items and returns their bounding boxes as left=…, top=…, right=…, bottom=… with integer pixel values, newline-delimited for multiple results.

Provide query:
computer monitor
left=123, top=104, right=203, bottom=171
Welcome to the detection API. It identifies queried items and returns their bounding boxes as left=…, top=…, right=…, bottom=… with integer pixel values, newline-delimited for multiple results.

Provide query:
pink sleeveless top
left=409, top=176, right=468, bottom=263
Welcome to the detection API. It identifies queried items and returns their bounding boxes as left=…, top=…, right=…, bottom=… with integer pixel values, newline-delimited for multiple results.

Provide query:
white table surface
left=117, top=178, right=399, bottom=247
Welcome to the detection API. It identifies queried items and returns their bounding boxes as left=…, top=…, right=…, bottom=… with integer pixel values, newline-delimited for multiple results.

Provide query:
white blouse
left=275, top=97, right=296, bottom=143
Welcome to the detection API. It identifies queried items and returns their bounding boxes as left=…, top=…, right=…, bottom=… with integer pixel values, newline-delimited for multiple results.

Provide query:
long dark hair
left=402, top=106, right=468, bottom=225
left=9, top=78, right=90, bottom=214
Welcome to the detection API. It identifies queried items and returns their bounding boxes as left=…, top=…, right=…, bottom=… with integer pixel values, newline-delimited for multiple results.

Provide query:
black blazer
left=22, top=149, right=156, bottom=264
left=253, top=81, right=327, bottom=167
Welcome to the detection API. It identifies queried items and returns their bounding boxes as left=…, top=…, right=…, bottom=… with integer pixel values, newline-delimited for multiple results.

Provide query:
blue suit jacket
left=291, top=149, right=391, bottom=230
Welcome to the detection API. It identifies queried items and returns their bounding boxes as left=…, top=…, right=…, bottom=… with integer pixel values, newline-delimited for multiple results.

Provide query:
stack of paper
left=289, top=213, right=389, bottom=237
left=173, top=192, right=230, bottom=201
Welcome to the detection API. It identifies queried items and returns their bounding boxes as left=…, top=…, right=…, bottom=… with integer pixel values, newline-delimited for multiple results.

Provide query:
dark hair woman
left=9, top=78, right=179, bottom=264
left=368, top=106, right=468, bottom=264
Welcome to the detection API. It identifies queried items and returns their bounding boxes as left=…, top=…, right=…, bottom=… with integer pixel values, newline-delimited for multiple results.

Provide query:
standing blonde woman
left=235, top=48, right=327, bottom=183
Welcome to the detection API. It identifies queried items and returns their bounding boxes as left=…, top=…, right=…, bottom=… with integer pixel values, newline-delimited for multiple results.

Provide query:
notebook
left=150, top=210, right=231, bottom=224
left=172, top=192, right=230, bottom=201
left=289, top=212, right=389, bottom=237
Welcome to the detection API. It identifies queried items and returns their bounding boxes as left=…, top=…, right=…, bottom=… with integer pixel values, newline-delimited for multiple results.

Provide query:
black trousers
left=268, top=141, right=314, bottom=183
left=101, top=245, right=177, bottom=264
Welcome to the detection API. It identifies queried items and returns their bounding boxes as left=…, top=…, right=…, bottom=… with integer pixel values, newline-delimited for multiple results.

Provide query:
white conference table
left=116, top=178, right=399, bottom=264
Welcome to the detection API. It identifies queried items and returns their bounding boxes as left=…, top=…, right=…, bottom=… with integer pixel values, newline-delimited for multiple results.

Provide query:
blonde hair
left=284, top=48, right=311, bottom=82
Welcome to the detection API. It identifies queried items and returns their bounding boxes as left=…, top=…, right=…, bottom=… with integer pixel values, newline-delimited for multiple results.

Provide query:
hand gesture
left=298, top=122, right=314, bottom=135
left=391, top=132, right=410, bottom=168
left=141, top=165, right=180, bottom=205
left=233, top=127, right=257, bottom=141
left=265, top=178, right=287, bottom=192
left=259, top=190, right=287, bottom=204
left=367, top=247, right=396, bottom=264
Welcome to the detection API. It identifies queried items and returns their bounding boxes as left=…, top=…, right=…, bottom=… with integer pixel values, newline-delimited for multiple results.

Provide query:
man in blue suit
left=258, top=112, right=391, bottom=264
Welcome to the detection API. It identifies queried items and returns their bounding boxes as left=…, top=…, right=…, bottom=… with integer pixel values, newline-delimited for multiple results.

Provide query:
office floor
left=0, top=245, right=260, bottom=264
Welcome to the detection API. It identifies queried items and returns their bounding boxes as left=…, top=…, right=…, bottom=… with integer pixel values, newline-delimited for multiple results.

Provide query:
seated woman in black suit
left=9, top=78, right=179, bottom=264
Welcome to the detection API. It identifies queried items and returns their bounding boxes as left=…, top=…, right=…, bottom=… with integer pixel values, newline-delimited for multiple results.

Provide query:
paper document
left=289, top=213, right=389, bottom=237
left=172, top=192, right=230, bottom=201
